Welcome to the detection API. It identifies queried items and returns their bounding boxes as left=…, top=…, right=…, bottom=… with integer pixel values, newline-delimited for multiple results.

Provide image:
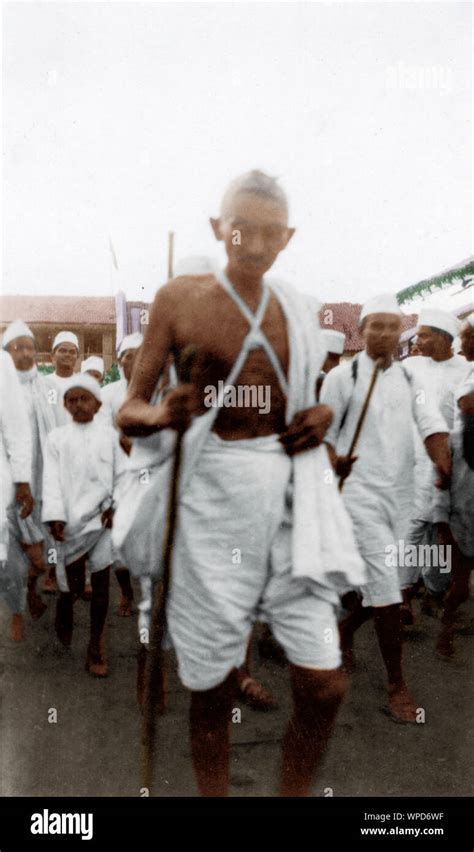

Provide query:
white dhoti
left=53, top=526, right=113, bottom=593
left=167, top=433, right=341, bottom=691
left=345, top=492, right=403, bottom=608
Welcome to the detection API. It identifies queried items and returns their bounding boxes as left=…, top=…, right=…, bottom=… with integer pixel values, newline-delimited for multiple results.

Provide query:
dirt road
left=1, top=580, right=473, bottom=798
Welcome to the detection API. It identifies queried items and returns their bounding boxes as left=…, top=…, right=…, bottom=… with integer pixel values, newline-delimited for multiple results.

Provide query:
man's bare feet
left=384, top=682, right=418, bottom=724
left=85, top=640, right=108, bottom=678
left=436, top=626, right=455, bottom=659
left=235, top=668, right=278, bottom=711
left=10, top=613, right=24, bottom=642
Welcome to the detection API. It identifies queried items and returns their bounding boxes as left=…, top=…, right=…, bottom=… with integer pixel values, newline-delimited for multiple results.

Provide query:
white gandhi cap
left=359, top=294, right=402, bottom=325
left=2, top=320, right=35, bottom=349
left=64, top=373, right=102, bottom=403
left=117, top=332, right=143, bottom=358
left=53, top=331, right=80, bottom=351
left=417, top=308, right=459, bottom=339
left=321, top=329, right=345, bottom=355
left=81, top=356, right=104, bottom=376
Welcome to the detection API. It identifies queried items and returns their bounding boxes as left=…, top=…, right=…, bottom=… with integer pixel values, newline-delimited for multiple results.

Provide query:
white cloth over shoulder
left=113, top=274, right=365, bottom=596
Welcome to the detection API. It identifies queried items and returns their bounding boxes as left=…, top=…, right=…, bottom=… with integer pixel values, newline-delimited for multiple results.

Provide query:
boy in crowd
left=42, top=374, right=125, bottom=676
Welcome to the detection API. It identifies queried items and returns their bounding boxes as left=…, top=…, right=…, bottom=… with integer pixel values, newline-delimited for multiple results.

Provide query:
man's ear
left=284, top=227, right=296, bottom=248
left=209, top=217, right=223, bottom=242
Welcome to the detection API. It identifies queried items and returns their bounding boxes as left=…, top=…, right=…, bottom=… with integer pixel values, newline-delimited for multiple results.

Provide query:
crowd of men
left=0, top=170, right=473, bottom=797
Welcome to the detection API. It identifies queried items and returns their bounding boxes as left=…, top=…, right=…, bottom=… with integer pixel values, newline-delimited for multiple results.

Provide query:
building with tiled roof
left=0, top=295, right=117, bottom=369
left=0, top=292, right=423, bottom=367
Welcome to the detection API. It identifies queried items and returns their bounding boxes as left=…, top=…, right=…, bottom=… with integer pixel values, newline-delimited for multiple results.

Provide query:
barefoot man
left=115, top=170, right=364, bottom=797
left=320, top=295, right=451, bottom=722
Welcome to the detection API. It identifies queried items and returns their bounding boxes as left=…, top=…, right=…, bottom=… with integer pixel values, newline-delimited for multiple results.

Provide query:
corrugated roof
left=0, top=295, right=116, bottom=325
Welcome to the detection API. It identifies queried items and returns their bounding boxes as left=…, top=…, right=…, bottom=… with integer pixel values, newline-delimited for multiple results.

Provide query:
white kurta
left=403, top=354, right=471, bottom=520
left=42, top=418, right=126, bottom=586
left=321, top=350, right=447, bottom=605
left=0, top=352, right=32, bottom=561
left=42, top=419, right=125, bottom=536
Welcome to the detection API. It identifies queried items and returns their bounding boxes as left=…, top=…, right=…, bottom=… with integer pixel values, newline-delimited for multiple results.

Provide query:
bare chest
left=173, top=289, right=289, bottom=389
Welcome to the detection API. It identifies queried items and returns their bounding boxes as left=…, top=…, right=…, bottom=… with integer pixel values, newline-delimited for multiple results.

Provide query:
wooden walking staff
left=338, top=357, right=384, bottom=492
left=141, top=343, right=196, bottom=793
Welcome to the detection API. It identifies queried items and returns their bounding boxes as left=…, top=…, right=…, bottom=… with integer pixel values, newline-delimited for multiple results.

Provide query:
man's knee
left=190, top=670, right=238, bottom=722
left=290, top=665, right=347, bottom=712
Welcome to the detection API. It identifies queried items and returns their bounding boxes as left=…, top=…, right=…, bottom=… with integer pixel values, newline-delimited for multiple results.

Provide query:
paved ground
left=1, top=578, right=473, bottom=798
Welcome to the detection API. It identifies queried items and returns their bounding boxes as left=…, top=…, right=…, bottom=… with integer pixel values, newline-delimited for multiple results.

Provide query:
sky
left=2, top=1, right=472, bottom=305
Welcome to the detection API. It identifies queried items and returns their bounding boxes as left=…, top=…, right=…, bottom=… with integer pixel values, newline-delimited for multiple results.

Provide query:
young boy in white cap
left=431, top=377, right=474, bottom=658
left=321, top=294, right=450, bottom=723
left=400, top=308, right=471, bottom=618
left=79, top=357, right=105, bottom=600
left=2, top=321, right=59, bottom=633
left=42, top=374, right=125, bottom=677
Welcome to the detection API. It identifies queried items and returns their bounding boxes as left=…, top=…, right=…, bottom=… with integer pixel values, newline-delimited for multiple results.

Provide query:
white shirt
left=403, top=353, right=471, bottom=518
left=42, top=418, right=126, bottom=538
left=321, top=350, right=446, bottom=523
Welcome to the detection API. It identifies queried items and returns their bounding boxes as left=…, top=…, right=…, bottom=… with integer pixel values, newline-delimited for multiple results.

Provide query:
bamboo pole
left=338, top=357, right=384, bottom=492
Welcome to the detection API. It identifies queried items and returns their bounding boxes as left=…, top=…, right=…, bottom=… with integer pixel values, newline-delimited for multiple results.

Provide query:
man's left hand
left=279, top=405, right=333, bottom=456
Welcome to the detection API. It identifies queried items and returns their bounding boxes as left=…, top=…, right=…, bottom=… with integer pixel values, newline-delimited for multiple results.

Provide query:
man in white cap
left=1, top=321, right=59, bottom=629
left=400, top=308, right=471, bottom=616
left=0, top=350, right=34, bottom=641
left=316, top=329, right=346, bottom=400
left=321, top=293, right=450, bottom=723
left=81, top=356, right=105, bottom=384
left=42, top=374, right=125, bottom=677
left=50, top=331, right=80, bottom=393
